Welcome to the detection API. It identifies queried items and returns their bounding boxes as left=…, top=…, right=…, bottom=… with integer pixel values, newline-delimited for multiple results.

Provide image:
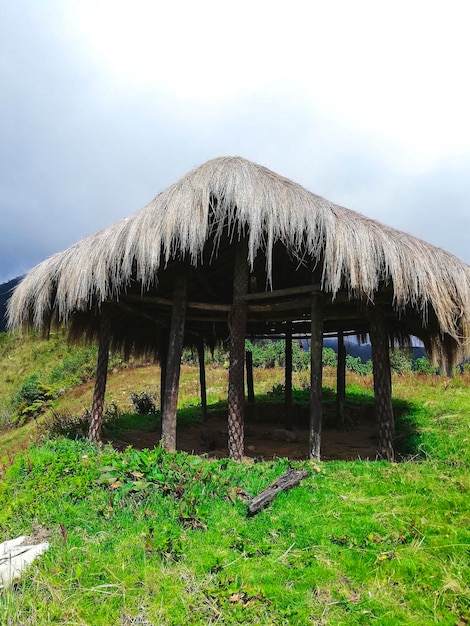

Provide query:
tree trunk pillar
left=159, top=329, right=169, bottom=416
left=89, top=307, right=111, bottom=443
left=336, top=329, right=346, bottom=427
left=309, top=292, right=324, bottom=460
left=198, top=335, right=208, bottom=421
left=246, top=350, right=255, bottom=404
left=161, top=273, right=187, bottom=452
left=284, top=323, right=293, bottom=429
left=228, top=241, right=249, bottom=461
left=368, top=306, right=395, bottom=461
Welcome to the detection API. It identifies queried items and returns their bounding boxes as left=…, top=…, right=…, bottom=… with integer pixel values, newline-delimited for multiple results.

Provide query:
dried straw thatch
left=7, top=156, right=470, bottom=366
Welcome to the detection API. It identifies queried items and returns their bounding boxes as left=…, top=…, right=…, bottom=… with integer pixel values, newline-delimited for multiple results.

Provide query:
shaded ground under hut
left=8, top=157, right=470, bottom=462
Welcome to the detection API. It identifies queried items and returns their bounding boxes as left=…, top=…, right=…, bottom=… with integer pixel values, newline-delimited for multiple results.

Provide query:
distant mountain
left=323, top=336, right=426, bottom=362
left=0, top=277, right=22, bottom=332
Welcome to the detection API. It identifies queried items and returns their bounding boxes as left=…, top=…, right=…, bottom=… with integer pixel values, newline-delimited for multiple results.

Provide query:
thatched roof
left=7, top=156, right=470, bottom=366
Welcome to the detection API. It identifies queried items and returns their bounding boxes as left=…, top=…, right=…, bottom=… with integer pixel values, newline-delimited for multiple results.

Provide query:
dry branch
left=247, top=468, right=309, bottom=517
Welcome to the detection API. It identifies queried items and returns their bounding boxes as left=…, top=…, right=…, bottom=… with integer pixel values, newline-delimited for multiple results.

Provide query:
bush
left=181, top=347, right=198, bottom=365
left=130, top=390, right=158, bottom=415
left=292, top=344, right=310, bottom=371
left=414, top=357, right=437, bottom=375
left=48, top=346, right=126, bottom=388
left=49, top=346, right=99, bottom=387
left=245, top=339, right=311, bottom=371
left=41, top=403, right=121, bottom=440
left=389, top=349, right=413, bottom=375
left=41, top=409, right=91, bottom=439
left=322, top=347, right=337, bottom=367
left=346, top=355, right=373, bottom=375
left=267, top=382, right=285, bottom=396
left=13, top=374, right=55, bottom=424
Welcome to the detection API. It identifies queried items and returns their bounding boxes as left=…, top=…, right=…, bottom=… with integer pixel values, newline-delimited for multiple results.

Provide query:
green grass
left=1, top=332, right=470, bottom=624
left=0, top=330, right=144, bottom=429
left=1, top=372, right=470, bottom=624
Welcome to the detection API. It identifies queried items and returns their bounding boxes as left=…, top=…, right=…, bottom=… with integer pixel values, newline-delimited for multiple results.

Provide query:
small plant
left=40, top=408, right=91, bottom=439
left=322, top=347, right=338, bottom=367
left=130, top=389, right=158, bottom=415
left=104, top=402, right=120, bottom=420
left=13, top=374, right=55, bottom=424
left=389, top=349, right=413, bottom=375
left=414, top=356, right=438, bottom=375
left=345, top=355, right=373, bottom=375
left=267, top=382, right=285, bottom=397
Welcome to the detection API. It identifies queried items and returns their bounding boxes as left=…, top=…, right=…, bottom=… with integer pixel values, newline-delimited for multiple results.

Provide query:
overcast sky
left=1, top=0, right=469, bottom=284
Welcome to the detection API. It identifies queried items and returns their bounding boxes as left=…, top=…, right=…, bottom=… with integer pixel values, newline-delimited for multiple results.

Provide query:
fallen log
left=247, top=468, right=309, bottom=517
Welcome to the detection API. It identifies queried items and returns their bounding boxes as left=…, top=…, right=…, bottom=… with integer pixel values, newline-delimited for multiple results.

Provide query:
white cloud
left=1, top=0, right=469, bottom=282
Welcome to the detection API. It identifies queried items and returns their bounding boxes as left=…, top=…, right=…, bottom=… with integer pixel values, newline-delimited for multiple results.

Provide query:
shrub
left=13, top=374, right=55, bottom=424
left=414, top=357, right=437, bottom=375
left=292, top=344, right=310, bottom=371
left=322, top=347, right=337, bottom=367
left=41, top=409, right=91, bottom=439
left=181, top=347, right=197, bottom=365
left=267, top=382, right=285, bottom=396
left=389, top=349, right=413, bottom=375
left=48, top=346, right=99, bottom=387
left=346, top=355, right=373, bottom=375
left=130, top=390, right=158, bottom=415
left=48, top=346, right=126, bottom=388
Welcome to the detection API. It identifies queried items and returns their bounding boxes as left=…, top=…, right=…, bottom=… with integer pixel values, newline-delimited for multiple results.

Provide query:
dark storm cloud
left=0, top=3, right=201, bottom=282
left=1, top=3, right=469, bottom=285
left=388, top=158, right=470, bottom=264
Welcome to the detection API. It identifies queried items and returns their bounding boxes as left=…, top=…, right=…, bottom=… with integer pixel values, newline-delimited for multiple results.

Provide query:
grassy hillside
left=0, top=359, right=469, bottom=623
left=0, top=329, right=145, bottom=428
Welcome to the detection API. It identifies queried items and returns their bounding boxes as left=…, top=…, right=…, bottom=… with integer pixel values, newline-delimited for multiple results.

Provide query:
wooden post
left=161, top=273, right=187, bottom=452
left=368, top=306, right=395, bottom=461
left=284, top=323, right=293, bottom=429
left=198, top=335, right=208, bottom=421
left=309, top=292, right=324, bottom=460
left=246, top=350, right=255, bottom=403
left=336, top=329, right=346, bottom=427
left=159, top=329, right=169, bottom=416
left=228, top=240, right=249, bottom=461
left=89, top=307, right=111, bottom=443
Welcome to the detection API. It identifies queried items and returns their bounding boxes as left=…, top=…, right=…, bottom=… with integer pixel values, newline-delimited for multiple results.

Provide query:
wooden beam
left=246, top=350, right=255, bottom=404
left=161, top=273, right=187, bottom=452
left=125, top=294, right=231, bottom=312
left=240, top=284, right=322, bottom=302
left=336, top=329, right=346, bottom=427
left=228, top=240, right=249, bottom=461
left=248, top=298, right=312, bottom=313
left=159, top=329, right=169, bottom=416
left=284, top=323, right=293, bottom=429
left=89, top=307, right=111, bottom=443
left=309, top=292, right=324, bottom=460
left=368, top=306, right=395, bottom=461
left=198, top=335, right=208, bottom=421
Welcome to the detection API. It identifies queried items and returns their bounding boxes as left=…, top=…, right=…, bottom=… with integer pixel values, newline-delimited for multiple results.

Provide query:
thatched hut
left=8, top=156, right=470, bottom=461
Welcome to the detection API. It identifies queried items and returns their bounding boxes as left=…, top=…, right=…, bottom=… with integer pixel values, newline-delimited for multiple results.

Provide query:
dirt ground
left=107, top=402, right=380, bottom=461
